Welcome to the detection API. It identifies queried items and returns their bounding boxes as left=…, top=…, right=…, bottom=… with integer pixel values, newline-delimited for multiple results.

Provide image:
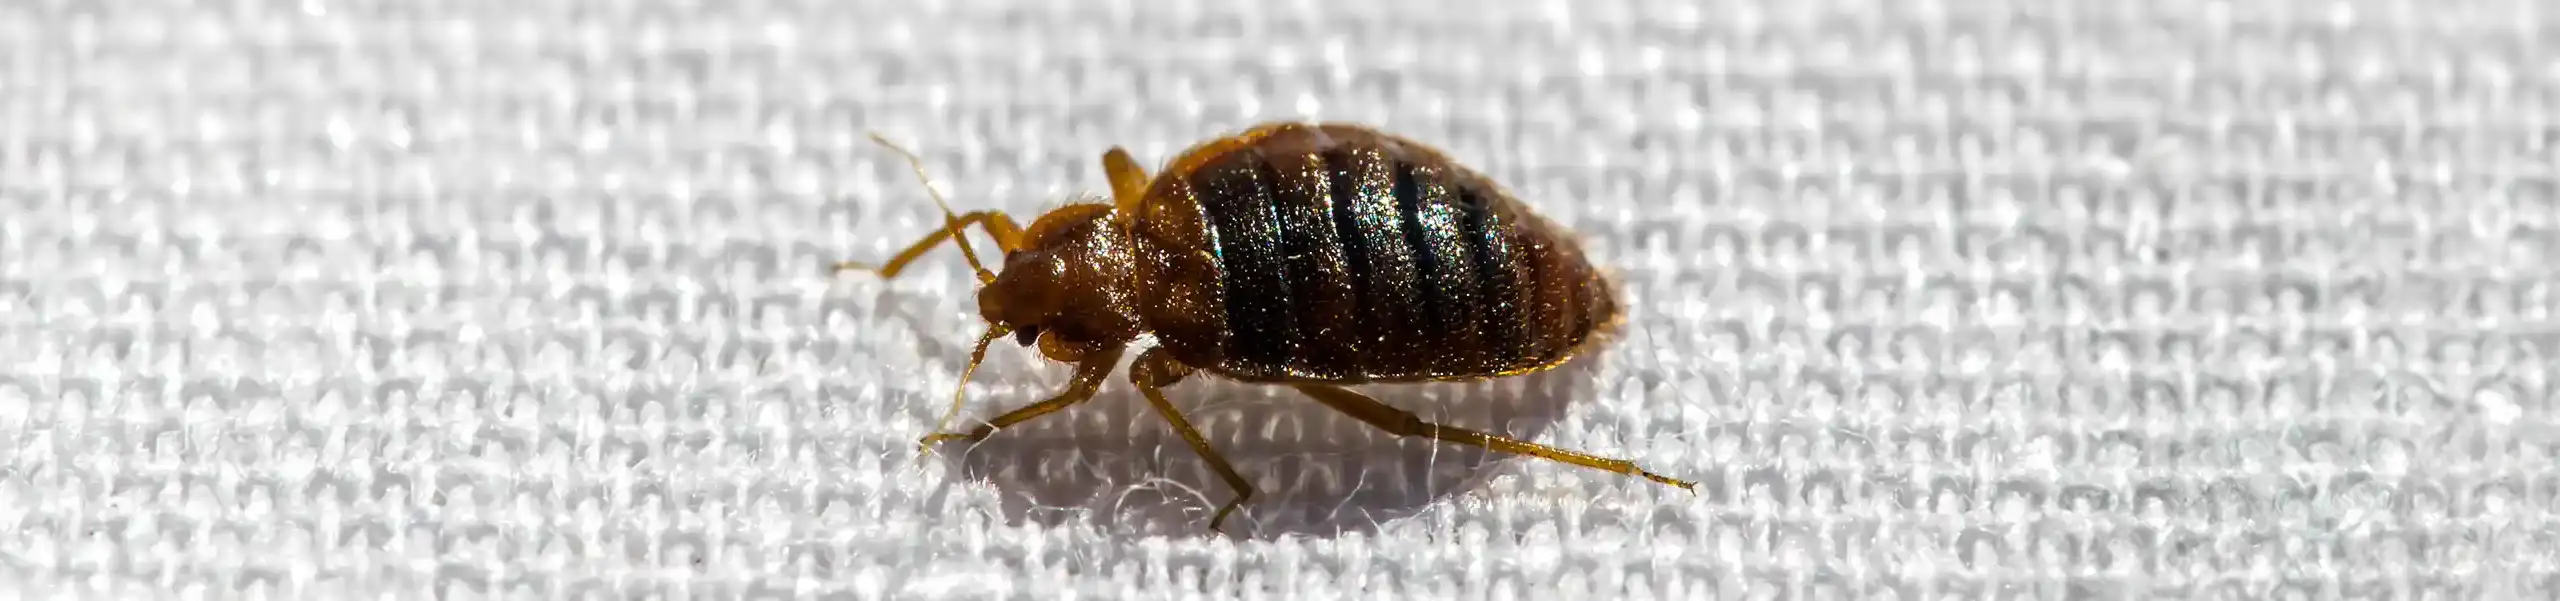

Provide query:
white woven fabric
left=5, top=0, right=2557, bottom=598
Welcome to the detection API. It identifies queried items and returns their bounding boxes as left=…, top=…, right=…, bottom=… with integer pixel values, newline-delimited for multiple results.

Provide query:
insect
left=838, top=122, right=1693, bottom=532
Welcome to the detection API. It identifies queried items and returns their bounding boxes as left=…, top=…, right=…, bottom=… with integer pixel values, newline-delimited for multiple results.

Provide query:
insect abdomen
left=1132, top=123, right=1616, bottom=383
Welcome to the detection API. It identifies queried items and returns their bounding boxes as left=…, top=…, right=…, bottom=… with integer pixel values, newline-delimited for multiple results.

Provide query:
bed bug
left=836, top=122, right=1693, bottom=532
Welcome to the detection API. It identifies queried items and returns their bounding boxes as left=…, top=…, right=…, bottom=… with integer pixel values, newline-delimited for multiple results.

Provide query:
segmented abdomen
left=1132, top=124, right=1615, bottom=383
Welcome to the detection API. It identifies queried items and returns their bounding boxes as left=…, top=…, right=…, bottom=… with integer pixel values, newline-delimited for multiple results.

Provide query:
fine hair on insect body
left=836, top=122, right=1693, bottom=533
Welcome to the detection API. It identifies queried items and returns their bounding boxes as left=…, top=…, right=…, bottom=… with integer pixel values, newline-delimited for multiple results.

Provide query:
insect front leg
left=1289, top=383, right=1696, bottom=491
left=920, top=345, right=1124, bottom=445
left=833, top=210, right=1026, bottom=280
left=1129, top=348, right=1257, bottom=534
left=839, top=131, right=1022, bottom=281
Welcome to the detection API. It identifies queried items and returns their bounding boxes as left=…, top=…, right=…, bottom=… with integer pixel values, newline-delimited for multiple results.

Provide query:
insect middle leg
left=1129, top=348, right=1256, bottom=533
left=920, top=345, right=1125, bottom=445
left=832, top=211, right=1026, bottom=279
left=1289, top=383, right=1696, bottom=490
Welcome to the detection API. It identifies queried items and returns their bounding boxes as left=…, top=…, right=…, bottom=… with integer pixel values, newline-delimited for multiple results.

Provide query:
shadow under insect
left=930, top=348, right=1608, bottom=540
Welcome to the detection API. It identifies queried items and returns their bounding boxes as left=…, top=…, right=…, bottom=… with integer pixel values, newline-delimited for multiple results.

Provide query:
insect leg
left=846, top=132, right=1008, bottom=283
left=1130, top=348, right=1256, bottom=533
left=920, top=345, right=1125, bottom=446
left=1289, top=383, right=1696, bottom=490
left=832, top=211, right=1027, bottom=280
left=1101, top=147, right=1151, bottom=222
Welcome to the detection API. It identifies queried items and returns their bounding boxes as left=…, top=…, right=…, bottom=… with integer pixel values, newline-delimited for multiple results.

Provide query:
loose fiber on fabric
left=2, top=0, right=2556, bottom=599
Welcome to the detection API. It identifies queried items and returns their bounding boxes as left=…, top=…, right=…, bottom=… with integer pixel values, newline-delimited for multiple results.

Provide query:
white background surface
left=4, top=0, right=2557, bottom=598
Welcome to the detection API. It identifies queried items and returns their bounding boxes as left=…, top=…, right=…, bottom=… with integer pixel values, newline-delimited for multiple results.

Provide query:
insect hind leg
left=1289, top=383, right=1695, bottom=490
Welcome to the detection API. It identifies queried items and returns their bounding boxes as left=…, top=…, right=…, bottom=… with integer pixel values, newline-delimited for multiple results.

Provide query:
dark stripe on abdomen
left=1193, top=152, right=1298, bottom=372
left=1267, top=149, right=1362, bottom=378
left=1401, top=162, right=1489, bottom=373
left=1456, top=186, right=1524, bottom=370
left=1332, top=148, right=1429, bottom=375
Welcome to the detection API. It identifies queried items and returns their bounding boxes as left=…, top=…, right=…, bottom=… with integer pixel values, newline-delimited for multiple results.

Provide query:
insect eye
left=1013, top=326, right=1042, bottom=347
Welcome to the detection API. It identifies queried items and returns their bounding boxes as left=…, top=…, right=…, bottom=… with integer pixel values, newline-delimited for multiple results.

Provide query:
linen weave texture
left=2, top=0, right=2556, bottom=599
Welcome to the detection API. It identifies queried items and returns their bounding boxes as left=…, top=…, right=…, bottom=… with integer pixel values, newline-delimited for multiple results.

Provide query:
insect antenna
left=860, top=132, right=1013, bottom=450
left=916, top=322, right=1012, bottom=453
left=867, top=132, right=997, bottom=285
